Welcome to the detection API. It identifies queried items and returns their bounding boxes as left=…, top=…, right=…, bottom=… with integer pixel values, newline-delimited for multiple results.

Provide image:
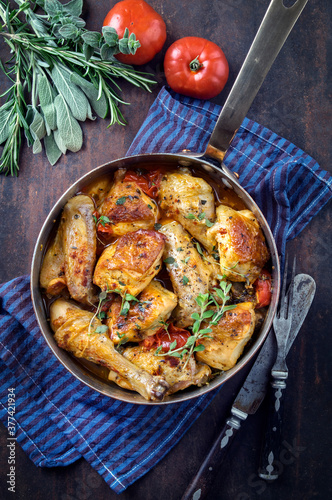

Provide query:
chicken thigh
left=50, top=298, right=169, bottom=401
left=116, top=345, right=211, bottom=395
left=158, top=169, right=216, bottom=251
left=107, top=280, right=177, bottom=343
left=160, top=221, right=216, bottom=328
left=207, top=205, right=270, bottom=284
left=93, top=229, right=165, bottom=296
left=98, top=168, right=158, bottom=237
left=195, top=301, right=256, bottom=370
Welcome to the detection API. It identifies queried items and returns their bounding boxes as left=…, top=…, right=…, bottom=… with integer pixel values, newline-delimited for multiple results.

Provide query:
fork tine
left=286, top=256, right=296, bottom=318
left=279, top=253, right=289, bottom=317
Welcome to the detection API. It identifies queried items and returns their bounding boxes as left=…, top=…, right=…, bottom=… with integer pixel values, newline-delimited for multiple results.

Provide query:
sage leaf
left=62, top=0, right=83, bottom=17
left=24, top=105, right=34, bottom=146
left=44, top=133, right=62, bottom=165
left=37, top=74, right=57, bottom=130
left=0, top=107, right=13, bottom=144
left=82, top=31, right=101, bottom=48
left=30, top=109, right=46, bottom=140
left=54, top=129, right=67, bottom=154
left=54, top=94, right=83, bottom=152
left=52, top=64, right=90, bottom=121
left=32, top=137, right=42, bottom=154
left=70, top=73, right=108, bottom=118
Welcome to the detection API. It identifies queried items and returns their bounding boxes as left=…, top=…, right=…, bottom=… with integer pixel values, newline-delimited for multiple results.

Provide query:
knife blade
left=181, top=274, right=315, bottom=500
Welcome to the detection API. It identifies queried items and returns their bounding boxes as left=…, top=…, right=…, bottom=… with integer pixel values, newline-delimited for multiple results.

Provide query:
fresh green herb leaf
left=116, top=196, right=127, bottom=205
left=182, top=275, right=189, bottom=285
left=205, top=219, right=214, bottom=228
left=95, top=325, right=108, bottom=334
left=164, top=256, right=176, bottom=265
left=185, top=213, right=196, bottom=220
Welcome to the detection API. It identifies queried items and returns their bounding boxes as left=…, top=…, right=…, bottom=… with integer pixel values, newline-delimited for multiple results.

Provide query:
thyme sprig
left=88, top=288, right=109, bottom=335
left=0, top=0, right=155, bottom=175
left=155, top=278, right=237, bottom=369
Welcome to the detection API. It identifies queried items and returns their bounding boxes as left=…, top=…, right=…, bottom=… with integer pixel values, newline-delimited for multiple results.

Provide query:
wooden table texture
left=0, top=0, right=331, bottom=499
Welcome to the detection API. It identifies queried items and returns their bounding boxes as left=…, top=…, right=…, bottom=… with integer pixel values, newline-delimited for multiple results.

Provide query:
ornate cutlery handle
left=181, top=408, right=247, bottom=500
left=258, top=370, right=288, bottom=480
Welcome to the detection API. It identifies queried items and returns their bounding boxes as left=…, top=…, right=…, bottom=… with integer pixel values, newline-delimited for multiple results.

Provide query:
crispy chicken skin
left=196, top=302, right=256, bottom=371
left=107, top=280, right=177, bottom=343
left=118, top=346, right=211, bottom=395
left=158, top=169, right=216, bottom=251
left=98, top=169, right=158, bottom=236
left=62, top=195, right=97, bottom=304
left=94, top=229, right=165, bottom=296
left=50, top=299, right=169, bottom=401
left=81, top=175, right=113, bottom=207
left=39, top=219, right=66, bottom=295
left=207, top=205, right=270, bottom=284
left=160, top=221, right=216, bottom=328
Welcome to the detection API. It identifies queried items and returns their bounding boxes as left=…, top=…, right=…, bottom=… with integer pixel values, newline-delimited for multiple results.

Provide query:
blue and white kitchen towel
left=0, top=87, right=331, bottom=493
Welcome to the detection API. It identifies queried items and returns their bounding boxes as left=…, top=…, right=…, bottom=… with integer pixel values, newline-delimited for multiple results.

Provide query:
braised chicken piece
left=39, top=218, right=66, bottom=296
left=40, top=195, right=97, bottom=303
left=195, top=302, right=256, bottom=371
left=160, top=221, right=217, bottom=328
left=158, top=169, right=216, bottom=251
left=81, top=175, right=113, bottom=207
left=61, top=195, right=97, bottom=304
left=98, top=168, right=158, bottom=237
left=113, top=345, right=211, bottom=395
left=207, top=205, right=270, bottom=284
left=107, top=280, right=177, bottom=343
left=94, top=229, right=165, bottom=297
left=50, top=298, right=169, bottom=401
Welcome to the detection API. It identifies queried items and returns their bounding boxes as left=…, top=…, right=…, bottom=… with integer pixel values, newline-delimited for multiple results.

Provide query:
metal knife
left=181, top=274, right=316, bottom=500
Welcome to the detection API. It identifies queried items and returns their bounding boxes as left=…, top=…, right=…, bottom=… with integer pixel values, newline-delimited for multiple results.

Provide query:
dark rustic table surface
left=1, top=0, right=331, bottom=499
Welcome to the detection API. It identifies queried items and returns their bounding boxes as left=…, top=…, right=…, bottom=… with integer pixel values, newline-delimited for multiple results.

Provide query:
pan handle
left=204, top=0, right=309, bottom=164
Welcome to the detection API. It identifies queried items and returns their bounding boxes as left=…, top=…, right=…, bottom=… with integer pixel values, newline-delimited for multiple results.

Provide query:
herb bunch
left=156, top=277, right=237, bottom=369
left=0, top=0, right=155, bottom=175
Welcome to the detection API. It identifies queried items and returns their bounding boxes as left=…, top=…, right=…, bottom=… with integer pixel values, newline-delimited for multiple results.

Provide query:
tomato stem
left=189, top=55, right=203, bottom=72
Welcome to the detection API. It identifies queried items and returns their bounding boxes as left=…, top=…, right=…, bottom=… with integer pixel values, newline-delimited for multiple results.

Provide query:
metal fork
left=258, top=254, right=296, bottom=480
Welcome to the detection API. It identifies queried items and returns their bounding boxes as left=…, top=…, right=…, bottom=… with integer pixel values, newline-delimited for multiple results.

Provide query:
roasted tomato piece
left=254, top=269, right=272, bottom=308
left=141, top=323, right=190, bottom=353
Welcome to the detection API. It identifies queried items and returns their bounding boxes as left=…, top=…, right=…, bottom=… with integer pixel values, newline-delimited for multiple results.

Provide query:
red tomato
left=164, top=36, right=229, bottom=100
left=254, top=269, right=272, bottom=308
left=123, top=168, right=163, bottom=198
left=103, top=0, right=167, bottom=65
left=141, top=323, right=190, bottom=353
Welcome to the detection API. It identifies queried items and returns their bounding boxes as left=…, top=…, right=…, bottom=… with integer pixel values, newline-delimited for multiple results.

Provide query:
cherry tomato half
left=123, top=168, right=163, bottom=198
left=141, top=323, right=190, bottom=353
left=254, top=269, right=272, bottom=308
left=164, top=36, right=229, bottom=100
left=103, top=0, right=167, bottom=65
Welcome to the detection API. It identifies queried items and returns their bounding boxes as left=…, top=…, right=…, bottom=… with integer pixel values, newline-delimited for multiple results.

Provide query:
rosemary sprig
left=0, top=0, right=155, bottom=176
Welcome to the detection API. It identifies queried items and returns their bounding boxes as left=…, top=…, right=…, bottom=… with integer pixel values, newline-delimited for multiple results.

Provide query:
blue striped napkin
left=1, top=86, right=331, bottom=493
